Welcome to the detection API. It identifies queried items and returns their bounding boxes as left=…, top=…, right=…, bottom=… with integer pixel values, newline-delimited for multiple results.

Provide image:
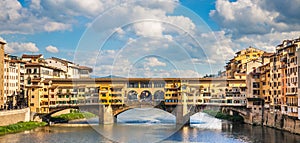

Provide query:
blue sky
left=1, top=0, right=300, bottom=77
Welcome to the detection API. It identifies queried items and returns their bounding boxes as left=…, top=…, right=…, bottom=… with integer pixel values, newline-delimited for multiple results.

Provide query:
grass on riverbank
left=50, top=112, right=96, bottom=122
left=202, top=109, right=244, bottom=122
left=0, top=121, right=47, bottom=136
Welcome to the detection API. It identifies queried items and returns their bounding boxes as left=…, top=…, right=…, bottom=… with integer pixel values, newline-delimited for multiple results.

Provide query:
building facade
left=4, top=54, right=26, bottom=109
left=246, top=38, right=300, bottom=119
left=46, top=57, right=92, bottom=79
left=0, top=40, right=5, bottom=109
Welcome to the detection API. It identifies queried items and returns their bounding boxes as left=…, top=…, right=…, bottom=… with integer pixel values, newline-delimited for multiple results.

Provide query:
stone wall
left=221, top=107, right=300, bottom=134
left=0, top=108, right=30, bottom=126
left=243, top=112, right=263, bottom=125
left=263, top=111, right=300, bottom=134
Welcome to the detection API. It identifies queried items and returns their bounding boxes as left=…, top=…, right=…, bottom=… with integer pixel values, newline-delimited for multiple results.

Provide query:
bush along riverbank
left=202, top=109, right=244, bottom=122
left=50, top=110, right=96, bottom=123
left=0, top=121, right=47, bottom=135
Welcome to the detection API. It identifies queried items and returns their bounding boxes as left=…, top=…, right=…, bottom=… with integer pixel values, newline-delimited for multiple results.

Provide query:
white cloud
left=210, top=0, right=300, bottom=36
left=115, top=27, right=125, bottom=35
left=44, top=22, right=71, bottom=32
left=6, top=42, right=39, bottom=53
left=145, top=57, right=166, bottom=67
left=134, top=21, right=164, bottom=37
left=45, top=45, right=59, bottom=53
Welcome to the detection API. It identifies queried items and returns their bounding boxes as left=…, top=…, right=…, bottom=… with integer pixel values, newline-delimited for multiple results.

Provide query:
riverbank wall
left=263, top=111, right=300, bottom=134
left=220, top=107, right=300, bottom=134
left=0, top=108, right=30, bottom=126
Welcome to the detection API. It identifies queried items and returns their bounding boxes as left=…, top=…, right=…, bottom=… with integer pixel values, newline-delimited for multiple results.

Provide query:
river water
left=1, top=108, right=300, bottom=143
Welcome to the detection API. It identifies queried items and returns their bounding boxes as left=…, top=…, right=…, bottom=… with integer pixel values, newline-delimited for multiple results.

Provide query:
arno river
left=1, top=109, right=300, bottom=143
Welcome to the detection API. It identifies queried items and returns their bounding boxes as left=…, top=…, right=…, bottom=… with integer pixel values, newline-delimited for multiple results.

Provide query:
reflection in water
left=116, top=108, right=175, bottom=124
left=1, top=112, right=300, bottom=143
left=97, top=108, right=178, bottom=143
left=190, top=112, right=222, bottom=130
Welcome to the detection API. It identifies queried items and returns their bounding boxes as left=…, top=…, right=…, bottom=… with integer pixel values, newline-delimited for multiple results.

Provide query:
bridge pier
left=175, top=104, right=190, bottom=125
left=99, top=105, right=115, bottom=124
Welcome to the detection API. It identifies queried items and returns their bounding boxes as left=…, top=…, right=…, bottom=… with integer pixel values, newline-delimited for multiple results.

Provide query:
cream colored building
left=0, top=40, right=5, bottom=109
left=3, top=54, right=26, bottom=109
left=46, top=57, right=92, bottom=79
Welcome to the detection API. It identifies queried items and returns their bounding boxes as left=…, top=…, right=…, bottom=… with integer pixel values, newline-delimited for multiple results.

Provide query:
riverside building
left=0, top=40, right=5, bottom=109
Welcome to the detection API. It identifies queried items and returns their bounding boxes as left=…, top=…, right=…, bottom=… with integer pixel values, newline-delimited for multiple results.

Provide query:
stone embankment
left=0, top=108, right=30, bottom=126
left=263, top=111, right=300, bottom=134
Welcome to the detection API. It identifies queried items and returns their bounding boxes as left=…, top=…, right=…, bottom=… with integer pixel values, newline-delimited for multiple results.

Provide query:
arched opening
left=140, top=90, right=152, bottom=102
left=128, top=90, right=138, bottom=100
left=153, top=90, right=164, bottom=101
left=116, top=108, right=175, bottom=124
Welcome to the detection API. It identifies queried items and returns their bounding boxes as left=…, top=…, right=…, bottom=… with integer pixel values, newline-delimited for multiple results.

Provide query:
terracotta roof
left=22, top=54, right=42, bottom=58
left=49, top=85, right=58, bottom=89
left=78, top=66, right=93, bottom=72
left=32, top=78, right=41, bottom=82
left=25, top=63, right=44, bottom=67
left=25, top=63, right=64, bottom=71
left=263, top=52, right=275, bottom=57
left=49, top=57, right=74, bottom=65
left=41, top=79, right=51, bottom=84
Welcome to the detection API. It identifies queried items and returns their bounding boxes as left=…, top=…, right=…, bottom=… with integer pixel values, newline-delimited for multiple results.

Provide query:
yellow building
left=226, top=47, right=265, bottom=79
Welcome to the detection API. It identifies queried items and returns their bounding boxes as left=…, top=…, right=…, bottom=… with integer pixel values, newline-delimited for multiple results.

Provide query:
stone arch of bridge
left=127, top=90, right=138, bottom=100
left=139, top=90, right=152, bottom=102
left=38, top=106, right=80, bottom=122
left=153, top=90, right=164, bottom=101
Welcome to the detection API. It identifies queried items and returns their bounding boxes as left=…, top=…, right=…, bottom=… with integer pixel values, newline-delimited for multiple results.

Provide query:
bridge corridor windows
left=153, top=82, right=165, bottom=88
left=127, top=82, right=139, bottom=88
left=140, top=82, right=152, bottom=88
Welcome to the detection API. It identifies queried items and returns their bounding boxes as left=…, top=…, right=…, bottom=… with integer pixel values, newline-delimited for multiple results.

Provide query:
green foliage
left=202, top=109, right=244, bottom=122
left=0, top=121, right=47, bottom=136
left=51, top=112, right=96, bottom=122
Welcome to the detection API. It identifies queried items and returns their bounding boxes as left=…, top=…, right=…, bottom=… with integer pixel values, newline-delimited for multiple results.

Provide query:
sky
left=1, top=0, right=300, bottom=77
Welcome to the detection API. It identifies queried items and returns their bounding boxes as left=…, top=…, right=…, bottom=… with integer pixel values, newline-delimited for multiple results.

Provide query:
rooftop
left=22, top=54, right=43, bottom=58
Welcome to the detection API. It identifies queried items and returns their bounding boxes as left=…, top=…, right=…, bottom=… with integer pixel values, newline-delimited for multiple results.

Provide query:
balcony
left=286, top=103, right=297, bottom=107
left=286, top=92, right=297, bottom=96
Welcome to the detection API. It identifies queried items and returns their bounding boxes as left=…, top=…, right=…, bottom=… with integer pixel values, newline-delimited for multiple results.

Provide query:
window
left=32, top=95, right=34, bottom=98
left=252, top=82, right=260, bottom=88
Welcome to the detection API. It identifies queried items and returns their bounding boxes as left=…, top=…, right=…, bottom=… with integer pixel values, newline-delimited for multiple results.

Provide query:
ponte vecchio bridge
left=28, top=78, right=250, bottom=124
